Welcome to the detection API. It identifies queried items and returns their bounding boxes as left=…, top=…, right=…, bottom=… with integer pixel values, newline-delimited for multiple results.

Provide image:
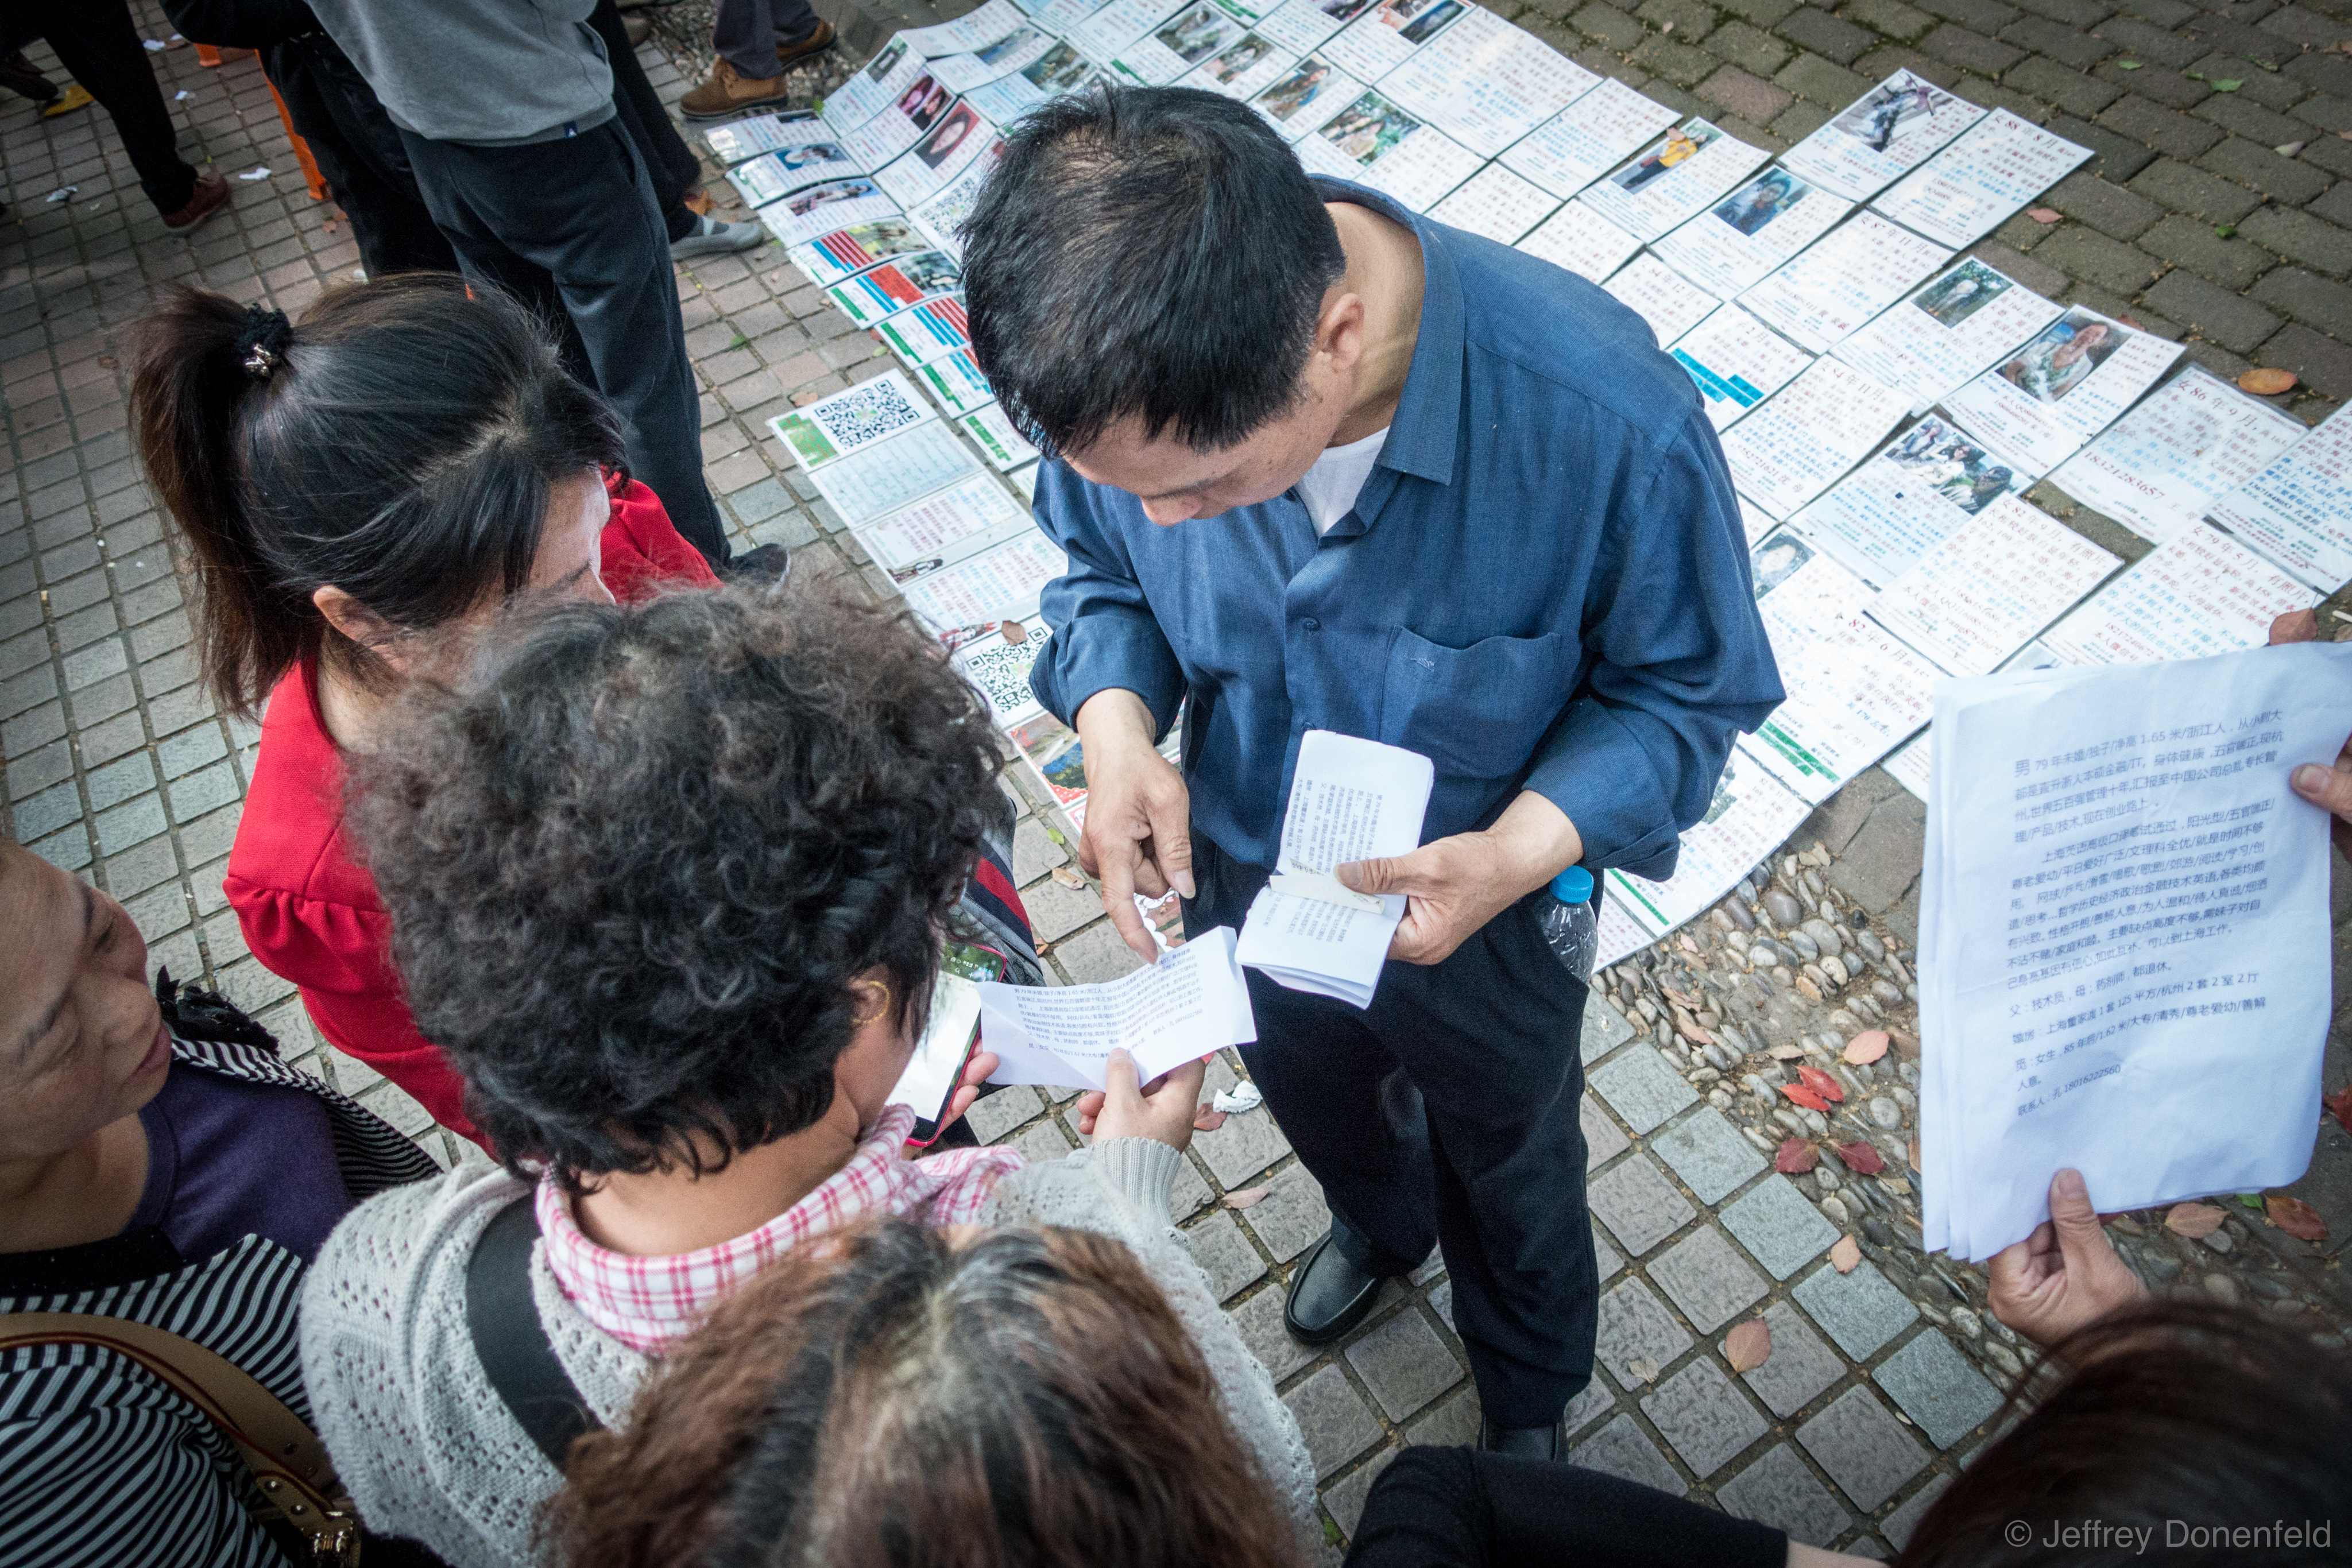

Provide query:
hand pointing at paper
left=1074, top=688, right=1196, bottom=963
left=1339, top=791, right=1587, bottom=966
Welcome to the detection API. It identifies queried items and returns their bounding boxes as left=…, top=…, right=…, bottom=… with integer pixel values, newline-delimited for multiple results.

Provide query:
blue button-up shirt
left=1026, top=179, right=1784, bottom=881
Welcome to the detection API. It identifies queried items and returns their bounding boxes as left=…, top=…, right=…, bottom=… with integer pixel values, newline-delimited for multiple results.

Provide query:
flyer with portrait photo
left=1717, top=357, right=1914, bottom=521
left=1778, top=70, right=1984, bottom=203
left=1738, top=209, right=1953, bottom=354
left=964, top=40, right=1107, bottom=122
left=1870, top=109, right=2091, bottom=249
left=702, top=109, right=829, bottom=168
left=726, top=141, right=868, bottom=209
left=1113, top=0, right=1251, bottom=83
left=1828, top=255, right=2061, bottom=410
left=1940, top=306, right=2183, bottom=477
left=1650, top=167, right=1854, bottom=300
left=1251, top=52, right=1365, bottom=140
left=1294, top=87, right=1484, bottom=210
left=1319, top=0, right=1468, bottom=83
left=1374, top=6, right=1597, bottom=158
left=1575, top=117, right=1769, bottom=242
left=1790, top=412, right=2030, bottom=585
left=756, top=179, right=902, bottom=251
left=1498, top=76, right=1679, bottom=199
left=825, top=248, right=961, bottom=327
left=1863, top=494, right=2121, bottom=677
left=2203, top=402, right=2352, bottom=593
left=790, top=216, right=933, bottom=286
left=1175, top=32, right=1296, bottom=99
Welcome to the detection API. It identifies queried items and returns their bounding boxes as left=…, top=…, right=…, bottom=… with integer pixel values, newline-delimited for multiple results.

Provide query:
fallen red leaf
left=1829, top=1235, right=1862, bottom=1273
left=1781, top=1083, right=1829, bottom=1112
left=2265, top=1194, right=2327, bottom=1242
left=1776, top=1138, right=1819, bottom=1174
left=2326, top=1085, right=2352, bottom=1136
left=1843, top=1030, right=1889, bottom=1064
left=2270, top=607, right=2320, bottom=645
left=2027, top=206, right=2062, bottom=223
left=2165, top=1201, right=2226, bottom=1238
left=2238, top=367, right=2299, bottom=396
left=1724, top=1317, right=1773, bottom=1372
left=1797, top=1064, right=1846, bottom=1103
left=1837, top=1140, right=1886, bottom=1176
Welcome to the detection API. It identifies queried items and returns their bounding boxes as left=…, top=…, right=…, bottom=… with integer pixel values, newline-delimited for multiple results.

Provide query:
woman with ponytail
left=129, top=275, right=722, bottom=1147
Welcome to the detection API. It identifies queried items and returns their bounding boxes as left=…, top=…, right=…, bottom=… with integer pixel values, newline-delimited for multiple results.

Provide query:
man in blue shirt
left=963, top=87, right=1782, bottom=1455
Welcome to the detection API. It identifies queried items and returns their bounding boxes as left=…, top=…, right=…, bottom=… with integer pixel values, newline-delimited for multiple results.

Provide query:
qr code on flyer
left=956, top=626, right=1043, bottom=721
left=809, top=374, right=926, bottom=452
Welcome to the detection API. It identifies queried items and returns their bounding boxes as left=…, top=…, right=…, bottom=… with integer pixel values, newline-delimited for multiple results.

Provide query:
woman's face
left=0, top=844, right=169, bottom=1163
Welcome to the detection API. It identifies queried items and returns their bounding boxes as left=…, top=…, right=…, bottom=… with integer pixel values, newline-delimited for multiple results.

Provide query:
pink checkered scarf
left=535, top=1103, right=1027, bottom=1352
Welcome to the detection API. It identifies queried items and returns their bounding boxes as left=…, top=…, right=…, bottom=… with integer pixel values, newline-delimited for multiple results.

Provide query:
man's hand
left=1987, top=1167, right=2148, bottom=1346
left=1334, top=790, right=1583, bottom=966
left=1077, top=1050, right=1216, bottom=1150
left=941, top=1049, right=1000, bottom=1129
left=1073, top=689, right=1194, bottom=962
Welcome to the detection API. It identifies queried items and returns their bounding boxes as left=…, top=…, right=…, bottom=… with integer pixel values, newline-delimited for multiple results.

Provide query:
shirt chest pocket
left=1379, top=627, right=1584, bottom=783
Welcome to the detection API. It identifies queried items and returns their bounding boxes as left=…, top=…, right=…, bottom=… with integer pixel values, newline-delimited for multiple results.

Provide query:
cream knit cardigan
left=300, top=1137, right=1317, bottom=1567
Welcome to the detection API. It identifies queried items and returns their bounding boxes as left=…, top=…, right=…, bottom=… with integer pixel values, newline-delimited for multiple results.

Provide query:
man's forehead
left=1066, top=419, right=1249, bottom=495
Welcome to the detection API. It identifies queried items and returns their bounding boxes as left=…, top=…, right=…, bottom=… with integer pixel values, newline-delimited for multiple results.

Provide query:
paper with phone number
left=981, top=925, right=1257, bottom=1090
left=1237, top=730, right=1434, bottom=1008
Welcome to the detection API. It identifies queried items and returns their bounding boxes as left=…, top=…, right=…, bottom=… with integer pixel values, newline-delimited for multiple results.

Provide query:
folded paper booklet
left=1236, top=730, right=1434, bottom=1008
left=980, top=924, right=1258, bottom=1090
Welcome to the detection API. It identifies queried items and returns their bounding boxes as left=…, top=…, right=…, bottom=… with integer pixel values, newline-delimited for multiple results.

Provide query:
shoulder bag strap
left=462, top=1196, right=603, bottom=1471
left=0, top=1313, right=359, bottom=1566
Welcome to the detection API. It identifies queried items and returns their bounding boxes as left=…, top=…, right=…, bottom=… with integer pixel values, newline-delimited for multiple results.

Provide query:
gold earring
left=855, top=981, right=893, bottom=1024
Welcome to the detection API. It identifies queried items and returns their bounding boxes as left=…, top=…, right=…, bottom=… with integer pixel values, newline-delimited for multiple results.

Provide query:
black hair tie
left=234, top=303, right=293, bottom=381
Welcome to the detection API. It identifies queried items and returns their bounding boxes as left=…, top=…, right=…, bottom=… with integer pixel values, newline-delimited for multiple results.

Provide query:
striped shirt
left=1, top=1035, right=435, bottom=1568
left=536, top=1102, right=1026, bottom=1352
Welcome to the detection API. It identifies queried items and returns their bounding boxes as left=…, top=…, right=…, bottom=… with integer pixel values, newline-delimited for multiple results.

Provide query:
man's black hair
left=960, top=84, right=1349, bottom=457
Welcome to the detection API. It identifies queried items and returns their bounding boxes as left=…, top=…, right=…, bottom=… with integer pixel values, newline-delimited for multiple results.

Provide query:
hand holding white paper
left=980, top=925, right=1257, bottom=1091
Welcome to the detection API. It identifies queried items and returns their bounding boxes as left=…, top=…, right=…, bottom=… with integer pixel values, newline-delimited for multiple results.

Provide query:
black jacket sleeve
left=1344, top=1448, right=1790, bottom=1568
left=158, top=0, right=321, bottom=50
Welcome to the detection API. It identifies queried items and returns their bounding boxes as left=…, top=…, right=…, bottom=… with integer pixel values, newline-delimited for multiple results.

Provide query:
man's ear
left=1316, top=291, right=1368, bottom=373
left=311, top=586, right=410, bottom=674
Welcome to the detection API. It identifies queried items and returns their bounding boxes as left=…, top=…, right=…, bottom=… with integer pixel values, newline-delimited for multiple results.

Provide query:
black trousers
left=19, top=0, right=194, bottom=214
left=1187, top=833, right=1599, bottom=1428
left=263, top=37, right=455, bottom=278
left=587, top=0, right=701, bottom=243
left=399, top=121, right=728, bottom=566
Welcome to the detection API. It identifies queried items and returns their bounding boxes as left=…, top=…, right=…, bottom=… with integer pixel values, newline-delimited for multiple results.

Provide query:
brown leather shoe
left=776, top=18, right=835, bottom=67
left=162, top=167, right=231, bottom=233
left=679, top=57, right=795, bottom=120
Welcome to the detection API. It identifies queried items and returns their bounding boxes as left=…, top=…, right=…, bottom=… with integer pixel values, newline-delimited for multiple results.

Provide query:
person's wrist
left=1483, top=792, right=1584, bottom=901
left=1073, top=688, right=1158, bottom=754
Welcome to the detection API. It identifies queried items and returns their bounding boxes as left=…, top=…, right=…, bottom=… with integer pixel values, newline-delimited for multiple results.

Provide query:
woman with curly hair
left=300, top=583, right=1313, bottom=1567
left=129, top=274, right=719, bottom=1146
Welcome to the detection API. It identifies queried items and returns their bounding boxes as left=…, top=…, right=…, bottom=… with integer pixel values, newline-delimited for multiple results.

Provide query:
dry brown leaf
left=1770, top=1044, right=1807, bottom=1059
left=1908, top=1137, right=1921, bottom=1171
left=1724, top=1317, right=1773, bottom=1373
left=1829, top=1234, right=1862, bottom=1273
left=2027, top=206, right=2063, bottom=223
left=2265, top=1194, right=2327, bottom=1242
left=1223, top=1186, right=1271, bottom=1210
left=1775, top=1137, right=1818, bottom=1174
left=2165, top=1201, right=2226, bottom=1238
left=1626, top=1356, right=1660, bottom=1384
left=1049, top=865, right=1089, bottom=891
left=1843, top=1029, right=1890, bottom=1064
left=2239, top=367, right=2299, bottom=396
left=683, top=188, right=715, bottom=216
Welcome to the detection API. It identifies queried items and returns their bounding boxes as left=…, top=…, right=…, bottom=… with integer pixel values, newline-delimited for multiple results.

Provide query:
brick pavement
left=3, top=2, right=2350, bottom=1558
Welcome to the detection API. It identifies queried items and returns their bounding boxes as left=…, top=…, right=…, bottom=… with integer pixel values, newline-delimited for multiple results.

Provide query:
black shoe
left=1283, top=1231, right=1388, bottom=1345
left=1476, top=1416, right=1566, bottom=1461
left=722, top=542, right=791, bottom=587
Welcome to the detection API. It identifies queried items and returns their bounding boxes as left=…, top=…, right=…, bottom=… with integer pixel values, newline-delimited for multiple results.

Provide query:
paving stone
left=1777, top=51, right=1875, bottom=105
left=1232, top=1285, right=1318, bottom=1382
left=1573, top=1, right=1651, bottom=49
left=2045, top=111, right=2163, bottom=180
left=2140, top=211, right=2276, bottom=288
left=1651, top=1106, right=1769, bottom=1202
left=1583, top=1090, right=1633, bottom=1168
left=1582, top=989, right=1637, bottom=1063
left=2128, top=154, right=2267, bottom=220
left=1641, top=1355, right=1769, bottom=1477
left=1183, top=1209, right=1271, bottom=1302
left=2095, top=11, right=2211, bottom=63
left=1568, top=1413, right=1685, bottom=1492
left=1194, top=1094, right=1294, bottom=1187
left=2250, top=264, right=2352, bottom=337
left=968, top=1084, right=1043, bottom=1143
left=2007, top=53, right=2125, bottom=115
left=1593, top=1220, right=1626, bottom=1281
left=1052, top=921, right=1148, bottom=984
left=2144, top=266, right=2284, bottom=349
left=1589, top=1153, right=1697, bottom=1256
left=1780, top=9, right=1881, bottom=62
left=2257, top=320, right=2352, bottom=396
left=1740, top=1299, right=1851, bottom=1416
left=1589, top=1044, right=1699, bottom=1133
left=1873, top=1329, right=2005, bottom=1448
left=2047, top=170, right=2168, bottom=238
left=1283, top=1365, right=1384, bottom=1480
left=2239, top=204, right=2352, bottom=278
left=1717, top=1443, right=1856, bottom=1546
left=2195, top=88, right=2314, bottom=150
left=1595, top=1276, right=1695, bottom=1388
left=1242, top=1163, right=1333, bottom=1261
left=1922, top=20, right=2027, bottom=69
left=1721, top=1174, right=1843, bottom=1279
left=1793, top=1258, right=1922, bottom=1360
left=1649, top=1224, right=1770, bottom=1331
left=2103, top=92, right=2229, bottom=157
left=1345, top=1306, right=1465, bottom=1419
left=2034, top=223, right=2168, bottom=291
left=1796, top=1387, right=1932, bottom=1511
left=1707, top=20, right=1796, bottom=73
left=1322, top=1447, right=1397, bottom=1538
left=1405, top=1384, right=1483, bottom=1447
left=1882, top=1472, right=1956, bottom=1548
left=2199, top=135, right=2334, bottom=204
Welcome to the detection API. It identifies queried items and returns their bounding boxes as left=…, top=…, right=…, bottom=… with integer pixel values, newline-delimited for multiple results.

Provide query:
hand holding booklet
left=979, top=925, right=1257, bottom=1091
left=1236, top=730, right=1436, bottom=1008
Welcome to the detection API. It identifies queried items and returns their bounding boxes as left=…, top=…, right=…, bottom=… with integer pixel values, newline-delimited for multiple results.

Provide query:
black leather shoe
left=1283, top=1232, right=1386, bottom=1345
left=1477, top=1417, right=1566, bottom=1460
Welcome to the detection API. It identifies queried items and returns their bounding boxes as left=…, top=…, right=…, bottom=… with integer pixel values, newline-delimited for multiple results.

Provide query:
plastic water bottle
left=1539, top=865, right=1600, bottom=985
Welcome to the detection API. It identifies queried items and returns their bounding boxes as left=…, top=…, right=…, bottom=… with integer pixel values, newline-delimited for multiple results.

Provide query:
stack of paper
left=1919, top=643, right=2352, bottom=1260
left=1236, top=730, right=1434, bottom=1006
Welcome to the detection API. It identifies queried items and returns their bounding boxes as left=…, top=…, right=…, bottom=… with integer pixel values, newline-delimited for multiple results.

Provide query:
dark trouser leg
left=397, top=123, right=729, bottom=567
left=268, top=42, right=457, bottom=278
left=589, top=0, right=699, bottom=242
left=1186, top=832, right=1598, bottom=1428
left=713, top=0, right=821, bottom=78
left=33, top=1, right=194, bottom=214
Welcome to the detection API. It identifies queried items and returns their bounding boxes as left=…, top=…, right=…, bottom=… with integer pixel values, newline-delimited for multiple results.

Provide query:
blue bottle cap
left=1550, top=865, right=1595, bottom=903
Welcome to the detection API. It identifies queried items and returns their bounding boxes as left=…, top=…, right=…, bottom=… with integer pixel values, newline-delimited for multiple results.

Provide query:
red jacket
left=222, top=479, right=718, bottom=1147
